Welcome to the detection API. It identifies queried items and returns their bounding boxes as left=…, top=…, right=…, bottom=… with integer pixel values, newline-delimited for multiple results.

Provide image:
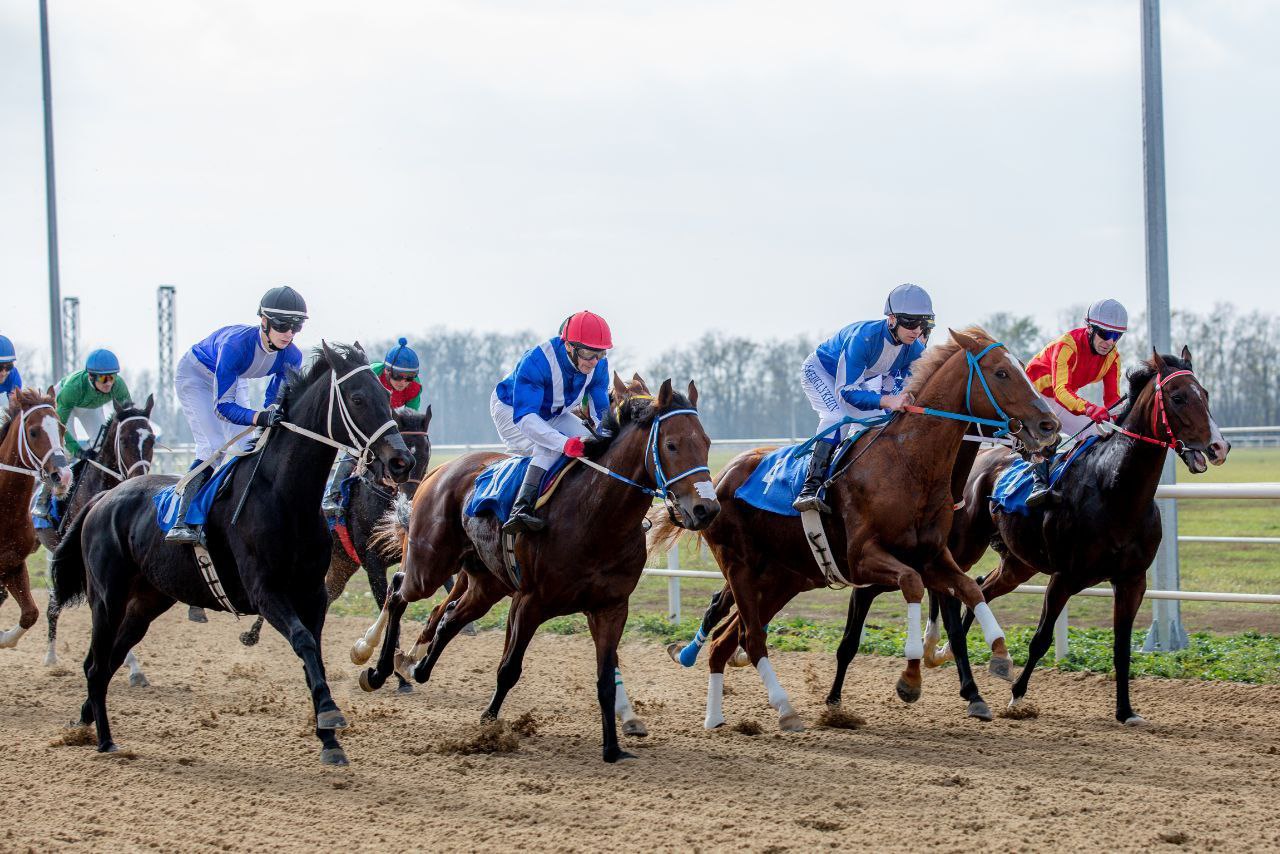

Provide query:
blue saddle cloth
left=32, top=495, right=66, bottom=530
left=464, top=455, right=573, bottom=524
left=735, top=435, right=867, bottom=518
left=990, top=436, right=1100, bottom=517
left=326, top=475, right=360, bottom=532
left=154, top=457, right=243, bottom=533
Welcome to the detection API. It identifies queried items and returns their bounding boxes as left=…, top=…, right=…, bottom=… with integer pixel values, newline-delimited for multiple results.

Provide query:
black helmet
left=258, top=285, right=308, bottom=321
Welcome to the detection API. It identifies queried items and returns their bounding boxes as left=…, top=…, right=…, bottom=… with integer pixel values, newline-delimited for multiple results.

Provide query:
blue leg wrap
left=677, top=627, right=706, bottom=668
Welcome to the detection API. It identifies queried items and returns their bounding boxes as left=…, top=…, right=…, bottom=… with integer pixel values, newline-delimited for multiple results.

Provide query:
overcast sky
left=2, top=1, right=1277, bottom=380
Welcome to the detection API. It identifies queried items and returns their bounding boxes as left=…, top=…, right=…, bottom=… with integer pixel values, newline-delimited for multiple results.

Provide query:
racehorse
left=40, top=395, right=156, bottom=682
left=352, top=376, right=719, bottom=762
left=237, top=406, right=432, bottom=655
left=649, top=328, right=1059, bottom=730
left=0, top=388, right=72, bottom=648
left=50, top=342, right=413, bottom=764
left=935, top=348, right=1230, bottom=724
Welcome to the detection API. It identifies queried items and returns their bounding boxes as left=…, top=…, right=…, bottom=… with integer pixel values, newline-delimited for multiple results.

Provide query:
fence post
left=1054, top=601, right=1069, bottom=661
left=667, top=545, right=681, bottom=623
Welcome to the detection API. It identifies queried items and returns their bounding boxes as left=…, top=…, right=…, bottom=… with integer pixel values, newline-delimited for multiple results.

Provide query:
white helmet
left=884, top=283, right=934, bottom=318
left=1084, top=299, right=1128, bottom=333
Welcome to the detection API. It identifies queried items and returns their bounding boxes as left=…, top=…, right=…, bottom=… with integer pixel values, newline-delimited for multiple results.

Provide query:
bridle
left=1110, top=369, right=1197, bottom=452
left=0, top=403, right=67, bottom=480
left=84, top=415, right=156, bottom=482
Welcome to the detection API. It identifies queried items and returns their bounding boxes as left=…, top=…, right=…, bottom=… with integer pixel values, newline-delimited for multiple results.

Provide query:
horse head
left=948, top=328, right=1060, bottom=453
left=609, top=374, right=720, bottom=532
left=3, top=387, right=72, bottom=495
left=389, top=405, right=432, bottom=497
left=110, top=394, right=157, bottom=479
left=1127, top=348, right=1230, bottom=474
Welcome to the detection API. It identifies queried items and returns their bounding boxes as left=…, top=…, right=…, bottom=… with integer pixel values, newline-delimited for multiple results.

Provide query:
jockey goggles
left=1089, top=325, right=1124, bottom=342
left=0, top=364, right=12, bottom=374
left=569, top=343, right=607, bottom=362
left=387, top=370, right=417, bottom=383
left=894, top=315, right=935, bottom=332
left=265, top=316, right=305, bottom=334
left=89, top=372, right=117, bottom=384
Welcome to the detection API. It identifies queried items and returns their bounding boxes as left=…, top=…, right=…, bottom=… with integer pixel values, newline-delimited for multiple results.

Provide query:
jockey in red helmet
left=491, top=310, right=613, bottom=534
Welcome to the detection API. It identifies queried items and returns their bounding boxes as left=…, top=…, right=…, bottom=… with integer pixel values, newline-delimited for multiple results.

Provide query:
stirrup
left=502, top=508, right=545, bottom=535
left=165, top=523, right=203, bottom=545
left=792, top=489, right=831, bottom=514
left=1025, top=487, right=1059, bottom=509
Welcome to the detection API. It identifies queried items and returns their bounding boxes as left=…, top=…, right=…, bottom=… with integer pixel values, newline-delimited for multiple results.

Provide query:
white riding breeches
left=175, top=351, right=255, bottom=464
left=1046, top=396, right=1103, bottom=442
left=800, top=354, right=889, bottom=443
left=490, top=390, right=591, bottom=469
left=65, top=406, right=107, bottom=452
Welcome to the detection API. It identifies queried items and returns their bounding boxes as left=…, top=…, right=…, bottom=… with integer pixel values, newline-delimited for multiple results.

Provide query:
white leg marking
left=0, top=625, right=29, bottom=649
left=705, top=672, right=725, bottom=729
left=126, top=649, right=143, bottom=677
left=973, top=601, right=1007, bottom=648
left=351, top=604, right=390, bottom=665
left=904, top=602, right=924, bottom=660
left=613, top=667, right=637, bottom=722
left=755, top=657, right=795, bottom=718
left=44, top=640, right=58, bottom=666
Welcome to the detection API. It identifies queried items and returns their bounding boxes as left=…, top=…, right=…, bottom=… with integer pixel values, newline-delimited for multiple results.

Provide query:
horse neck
left=1097, top=382, right=1170, bottom=511
left=0, top=407, right=37, bottom=508
left=560, top=420, right=655, bottom=526
left=259, top=378, right=341, bottom=499
left=882, top=353, right=972, bottom=487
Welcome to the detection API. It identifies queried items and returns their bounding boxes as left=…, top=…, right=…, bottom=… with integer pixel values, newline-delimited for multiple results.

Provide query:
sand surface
left=3, top=596, right=1279, bottom=852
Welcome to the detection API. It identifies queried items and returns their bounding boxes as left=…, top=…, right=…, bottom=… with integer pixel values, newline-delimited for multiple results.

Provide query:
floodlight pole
left=40, top=0, right=65, bottom=380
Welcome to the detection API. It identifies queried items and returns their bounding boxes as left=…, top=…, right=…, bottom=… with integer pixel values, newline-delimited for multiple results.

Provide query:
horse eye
left=351, top=394, right=365, bottom=406
left=665, top=441, right=677, bottom=452
left=995, top=369, right=1009, bottom=379
left=1172, top=394, right=1186, bottom=405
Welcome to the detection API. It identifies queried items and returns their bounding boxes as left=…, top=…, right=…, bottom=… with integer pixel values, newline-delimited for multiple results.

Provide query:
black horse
left=237, top=406, right=432, bottom=663
left=40, top=395, right=156, bottom=676
left=50, top=342, right=413, bottom=765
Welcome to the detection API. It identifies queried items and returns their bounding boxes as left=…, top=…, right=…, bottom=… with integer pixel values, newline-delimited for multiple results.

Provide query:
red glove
left=1084, top=402, right=1112, bottom=423
left=563, top=436, right=585, bottom=458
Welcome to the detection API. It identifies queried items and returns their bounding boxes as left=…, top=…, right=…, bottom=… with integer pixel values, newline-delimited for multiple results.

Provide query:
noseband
left=0, top=403, right=67, bottom=480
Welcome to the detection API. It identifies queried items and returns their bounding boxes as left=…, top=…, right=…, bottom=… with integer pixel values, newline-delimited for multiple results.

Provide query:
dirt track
left=3, top=596, right=1280, bottom=852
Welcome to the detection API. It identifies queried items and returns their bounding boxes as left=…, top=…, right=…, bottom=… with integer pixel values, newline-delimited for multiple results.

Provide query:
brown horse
left=938, top=349, right=1230, bottom=723
left=0, top=388, right=72, bottom=648
left=40, top=395, right=156, bottom=675
left=649, top=328, right=1059, bottom=730
left=352, top=376, right=719, bottom=762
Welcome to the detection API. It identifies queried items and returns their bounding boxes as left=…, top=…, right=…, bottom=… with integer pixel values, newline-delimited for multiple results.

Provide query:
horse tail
left=50, top=496, right=99, bottom=608
left=369, top=492, right=411, bottom=563
left=645, top=504, right=695, bottom=559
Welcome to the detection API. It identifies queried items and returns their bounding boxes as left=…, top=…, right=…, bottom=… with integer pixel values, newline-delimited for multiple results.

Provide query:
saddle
left=991, top=435, right=1101, bottom=517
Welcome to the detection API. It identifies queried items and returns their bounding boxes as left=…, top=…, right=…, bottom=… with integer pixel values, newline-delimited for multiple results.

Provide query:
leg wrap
left=904, top=602, right=924, bottom=660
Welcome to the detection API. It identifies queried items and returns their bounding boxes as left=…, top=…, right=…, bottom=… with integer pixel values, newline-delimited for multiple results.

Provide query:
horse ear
left=113, top=397, right=126, bottom=415
left=144, top=393, right=155, bottom=415
left=321, top=339, right=338, bottom=365
left=354, top=341, right=366, bottom=357
left=1151, top=347, right=1168, bottom=372
left=687, top=380, right=699, bottom=408
left=422, top=404, right=433, bottom=429
left=657, top=378, right=673, bottom=408
left=1180, top=345, right=1193, bottom=368
left=949, top=328, right=978, bottom=352
left=612, top=372, right=629, bottom=400
left=46, top=385, right=56, bottom=397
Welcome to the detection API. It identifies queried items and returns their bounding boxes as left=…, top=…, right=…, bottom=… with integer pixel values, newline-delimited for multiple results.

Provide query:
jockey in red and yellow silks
left=1022, top=298, right=1128, bottom=508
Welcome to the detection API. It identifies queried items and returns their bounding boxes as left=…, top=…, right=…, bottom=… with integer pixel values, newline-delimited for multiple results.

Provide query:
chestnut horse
left=0, top=388, right=72, bottom=648
left=649, top=329, right=1059, bottom=730
left=40, top=395, right=156, bottom=678
left=353, top=376, right=719, bottom=762
left=936, top=349, right=1230, bottom=723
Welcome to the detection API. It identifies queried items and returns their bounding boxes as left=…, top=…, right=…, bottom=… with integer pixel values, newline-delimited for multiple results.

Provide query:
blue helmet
left=0, top=334, right=15, bottom=364
left=384, top=337, right=419, bottom=373
left=85, top=349, right=120, bottom=375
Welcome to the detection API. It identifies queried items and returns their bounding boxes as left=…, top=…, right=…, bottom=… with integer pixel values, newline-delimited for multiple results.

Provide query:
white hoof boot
left=705, top=672, right=725, bottom=729
left=44, top=645, right=58, bottom=667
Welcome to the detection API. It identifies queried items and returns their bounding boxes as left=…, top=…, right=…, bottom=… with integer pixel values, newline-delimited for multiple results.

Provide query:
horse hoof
left=320, top=747, right=349, bottom=766
left=238, top=631, right=260, bottom=647
left=779, top=712, right=805, bottom=733
left=350, top=641, right=373, bottom=666
left=728, top=647, right=751, bottom=668
left=461, top=623, right=478, bottom=637
left=934, top=643, right=955, bottom=665
left=396, top=680, right=415, bottom=695
left=621, top=718, right=648, bottom=737
left=988, top=655, right=1015, bottom=682
left=604, top=749, right=637, bottom=764
left=1123, top=714, right=1148, bottom=727
left=98, top=742, right=119, bottom=754
left=358, top=668, right=382, bottom=694
left=129, top=672, right=151, bottom=689
left=665, top=642, right=684, bottom=665
left=704, top=716, right=726, bottom=730
left=967, top=700, right=993, bottom=721
left=316, top=709, right=349, bottom=730
left=895, top=678, right=922, bottom=704
left=187, top=606, right=208, bottom=624
left=43, top=650, right=58, bottom=667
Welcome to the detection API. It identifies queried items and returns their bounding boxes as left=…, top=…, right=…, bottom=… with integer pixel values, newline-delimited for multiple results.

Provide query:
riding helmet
left=384, top=337, right=420, bottom=373
left=1085, top=299, right=1128, bottom=333
left=561, top=311, right=613, bottom=350
left=0, top=334, right=15, bottom=363
left=85, top=349, right=120, bottom=374
left=258, top=286, right=309, bottom=320
left=884, top=283, right=934, bottom=319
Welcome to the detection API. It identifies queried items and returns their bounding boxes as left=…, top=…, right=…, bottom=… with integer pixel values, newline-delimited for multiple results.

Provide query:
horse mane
left=1114, top=352, right=1193, bottom=424
left=279, top=344, right=370, bottom=415
left=904, top=326, right=997, bottom=397
left=0, top=387, right=56, bottom=448
left=588, top=381, right=692, bottom=460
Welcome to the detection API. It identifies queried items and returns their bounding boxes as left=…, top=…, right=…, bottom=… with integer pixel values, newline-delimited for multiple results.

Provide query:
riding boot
left=322, top=454, right=358, bottom=521
left=165, top=466, right=214, bottom=544
left=792, top=440, right=837, bottom=514
left=1025, top=459, right=1060, bottom=509
left=502, top=464, right=549, bottom=536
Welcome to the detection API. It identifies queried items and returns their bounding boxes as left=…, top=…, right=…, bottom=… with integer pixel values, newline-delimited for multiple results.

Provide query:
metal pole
left=1139, top=0, right=1187, bottom=653
left=40, top=0, right=65, bottom=381
left=666, top=546, right=681, bottom=623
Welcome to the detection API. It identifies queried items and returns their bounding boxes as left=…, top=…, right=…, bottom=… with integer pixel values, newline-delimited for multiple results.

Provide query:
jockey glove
left=256, top=407, right=285, bottom=428
left=1084, top=402, right=1112, bottom=423
left=563, top=436, right=586, bottom=458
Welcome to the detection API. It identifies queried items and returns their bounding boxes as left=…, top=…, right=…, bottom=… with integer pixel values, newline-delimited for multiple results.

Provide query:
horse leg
left=409, top=575, right=502, bottom=687
left=586, top=603, right=634, bottom=763
left=481, top=594, right=542, bottom=722
left=292, top=585, right=349, bottom=765
left=923, top=549, right=1014, bottom=681
left=355, top=572, right=409, bottom=689
left=937, top=592, right=990, bottom=720
left=0, top=564, right=40, bottom=648
left=1112, top=573, right=1148, bottom=725
left=728, top=572, right=805, bottom=732
left=848, top=545, right=928, bottom=703
left=45, top=589, right=62, bottom=666
left=124, top=648, right=150, bottom=688
left=1009, top=573, right=1081, bottom=710
left=239, top=616, right=265, bottom=647
left=936, top=555, right=1032, bottom=664
left=702, top=613, right=740, bottom=729
left=363, top=555, right=389, bottom=610
left=187, top=605, right=208, bottom=623
left=667, top=584, right=734, bottom=668
left=402, top=573, right=469, bottom=671
left=825, top=585, right=884, bottom=707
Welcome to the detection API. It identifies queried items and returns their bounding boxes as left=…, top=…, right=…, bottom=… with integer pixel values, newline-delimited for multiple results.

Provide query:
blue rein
left=582, top=408, right=709, bottom=499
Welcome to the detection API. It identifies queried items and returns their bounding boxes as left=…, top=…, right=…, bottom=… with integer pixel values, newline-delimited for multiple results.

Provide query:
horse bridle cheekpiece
left=84, top=415, right=155, bottom=482
left=962, top=342, right=1021, bottom=439
left=0, top=403, right=66, bottom=480
left=1111, top=368, right=1197, bottom=452
left=279, top=364, right=398, bottom=473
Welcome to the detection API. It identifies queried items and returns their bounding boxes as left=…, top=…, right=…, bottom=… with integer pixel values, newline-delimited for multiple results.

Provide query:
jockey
left=0, top=335, right=19, bottom=405
left=792, top=283, right=933, bottom=514
left=323, top=337, right=424, bottom=520
left=165, top=286, right=306, bottom=544
left=1022, top=298, right=1127, bottom=508
left=31, top=349, right=133, bottom=521
left=490, top=310, right=612, bottom=535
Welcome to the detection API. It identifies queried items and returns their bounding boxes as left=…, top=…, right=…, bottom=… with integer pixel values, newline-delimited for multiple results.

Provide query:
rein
left=1108, top=369, right=1196, bottom=452
left=0, top=403, right=66, bottom=479
left=577, top=408, right=709, bottom=500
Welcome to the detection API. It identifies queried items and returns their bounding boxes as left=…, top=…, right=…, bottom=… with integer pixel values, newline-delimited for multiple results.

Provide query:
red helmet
left=561, top=310, right=613, bottom=350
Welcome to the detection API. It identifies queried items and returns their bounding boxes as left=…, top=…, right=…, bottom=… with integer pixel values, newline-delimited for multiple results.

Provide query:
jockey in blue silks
left=490, top=310, right=613, bottom=535
left=165, top=285, right=306, bottom=544
left=791, top=283, right=935, bottom=514
left=0, top=335, right=20, bottom=405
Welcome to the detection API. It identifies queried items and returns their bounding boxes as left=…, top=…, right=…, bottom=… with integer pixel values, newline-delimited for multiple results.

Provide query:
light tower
left=157, top=285, right=176, bottom=414
left=61, top=296, right=79, bottom=374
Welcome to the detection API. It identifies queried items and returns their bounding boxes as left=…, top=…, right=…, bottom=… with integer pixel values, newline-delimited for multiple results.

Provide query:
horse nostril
left=693, top=504, right=709, bottom=519
left=1040, top=420, right=1058, bottom=436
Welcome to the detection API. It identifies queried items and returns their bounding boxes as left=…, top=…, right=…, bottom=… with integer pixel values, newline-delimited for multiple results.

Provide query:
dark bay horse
left=937, top=349, right=1230, bottom=724
left=353, top=376, right=719, bottom=762
left=649, top=329, right=1059, bottom=730
left=40, top=395, right=156, bottom=679
left=50, top=342, right=413, bottom=764
left=0, top=388, right=72, bottom=648
left=237, top=406, right=432, bottom=655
